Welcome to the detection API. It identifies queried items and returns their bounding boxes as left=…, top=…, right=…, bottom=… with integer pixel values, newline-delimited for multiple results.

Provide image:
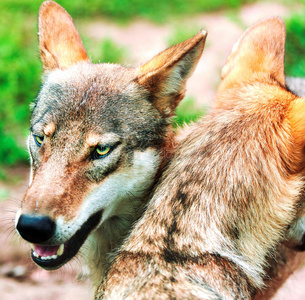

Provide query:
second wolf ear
left=135, top=30, right=207, bottom=116
left=219, top=17, right=286, bottom=90
left=38, top=1, right=90, bottom=70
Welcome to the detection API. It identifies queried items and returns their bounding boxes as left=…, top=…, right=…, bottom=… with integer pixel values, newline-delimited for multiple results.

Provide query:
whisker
left=0, top=218, right=15, bottom=224
left=3, top=228, right=18, bottom=244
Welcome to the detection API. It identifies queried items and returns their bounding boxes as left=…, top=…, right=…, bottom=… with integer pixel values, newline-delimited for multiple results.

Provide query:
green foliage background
left=285, top=12, right=305, bottom=77
left=1, top=0, right=254, bottom=22
left=0, top=0, right=304, bottom=168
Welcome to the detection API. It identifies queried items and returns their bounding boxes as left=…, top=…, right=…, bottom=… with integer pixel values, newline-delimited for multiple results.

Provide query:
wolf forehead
left=31, top=63, right=168, bottom=140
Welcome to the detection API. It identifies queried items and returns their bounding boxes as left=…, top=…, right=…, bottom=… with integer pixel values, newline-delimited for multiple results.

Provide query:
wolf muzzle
left=16, top=210, right=103, bottom=270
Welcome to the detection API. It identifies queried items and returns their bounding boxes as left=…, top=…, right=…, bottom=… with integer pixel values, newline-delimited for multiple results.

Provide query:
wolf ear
left=38, top=1, right=90, bottom=70
left=220, top=17, right=286, bottom=90
left=135, top=30, right=207, bottom=116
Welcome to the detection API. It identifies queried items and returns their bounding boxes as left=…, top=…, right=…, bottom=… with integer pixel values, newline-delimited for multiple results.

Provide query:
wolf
left=96, top=17, right=305, bottom=299
left=14, top=0, right=207, bottom=286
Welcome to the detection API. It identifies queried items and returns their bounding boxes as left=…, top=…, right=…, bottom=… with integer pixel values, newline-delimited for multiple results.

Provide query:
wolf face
left=15, top=0, right=206, bottom=281
left=20, top=64, right=164, bottom=269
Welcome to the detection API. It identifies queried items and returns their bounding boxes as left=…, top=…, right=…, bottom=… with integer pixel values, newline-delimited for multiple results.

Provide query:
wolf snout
left=16, top=214, right=56, bottom=244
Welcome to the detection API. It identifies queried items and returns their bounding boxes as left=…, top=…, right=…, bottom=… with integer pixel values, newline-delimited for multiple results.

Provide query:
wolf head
left=15, top=0, right=206, bottom=273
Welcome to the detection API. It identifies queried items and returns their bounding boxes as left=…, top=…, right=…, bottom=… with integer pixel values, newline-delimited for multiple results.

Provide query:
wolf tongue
left=34, top=244, right=60, bottom=257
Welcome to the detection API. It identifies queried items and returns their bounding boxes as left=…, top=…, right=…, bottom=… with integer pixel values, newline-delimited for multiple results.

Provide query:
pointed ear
left=135, top=30, right=207, bottom=116
left=38, top=1, right=90, bottom=70
left=220, top=17, right=286, bottom=90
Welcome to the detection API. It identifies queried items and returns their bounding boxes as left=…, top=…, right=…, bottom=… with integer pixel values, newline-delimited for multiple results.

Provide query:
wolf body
left=97, top=18, right=305, bottom=299
left=15, top=1, right=207, bottom=286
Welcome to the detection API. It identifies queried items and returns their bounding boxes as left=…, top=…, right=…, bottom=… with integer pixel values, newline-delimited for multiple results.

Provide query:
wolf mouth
left=30, top=210, right=103, bottom=270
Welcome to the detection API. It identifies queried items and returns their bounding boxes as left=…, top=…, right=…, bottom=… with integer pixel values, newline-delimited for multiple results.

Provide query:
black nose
left=16, top=214, right=56, bottom=244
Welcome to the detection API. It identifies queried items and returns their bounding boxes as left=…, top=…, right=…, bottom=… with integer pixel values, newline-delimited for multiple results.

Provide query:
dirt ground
left=1, top=2, right=305, bottom=299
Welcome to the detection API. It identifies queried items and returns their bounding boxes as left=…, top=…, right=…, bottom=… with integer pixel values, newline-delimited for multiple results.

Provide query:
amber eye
left=33, top=134, right=44, bottom=147
left=94, top=145, right=111, bottom=159
left=97, top=146, right=111, bottom=156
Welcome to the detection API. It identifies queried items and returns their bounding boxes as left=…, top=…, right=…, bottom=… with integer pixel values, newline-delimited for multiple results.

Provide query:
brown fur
left=96, top=17, right=305, bottom=299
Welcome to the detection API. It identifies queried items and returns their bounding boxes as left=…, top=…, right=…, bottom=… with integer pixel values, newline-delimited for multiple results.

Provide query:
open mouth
left=30, top=210, right=103, bottom=270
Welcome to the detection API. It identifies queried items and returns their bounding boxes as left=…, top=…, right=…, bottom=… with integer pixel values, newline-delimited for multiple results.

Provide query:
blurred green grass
left=285, top=12, right=305, bottom=77
left=173, top=97, right=207, bottom=128
left=0, top=0, right=305, bottom=168
left=1, top=0, right=255, bottom=23
left=0, top=13, right=40, bottom=166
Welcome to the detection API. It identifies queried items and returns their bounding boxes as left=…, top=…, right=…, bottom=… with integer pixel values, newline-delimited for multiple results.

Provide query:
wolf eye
left=97, top=146, right=111, bottom=156
left=33, top=134, right=44, bottom=147
left=93, top=145, right=111, bottom=159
